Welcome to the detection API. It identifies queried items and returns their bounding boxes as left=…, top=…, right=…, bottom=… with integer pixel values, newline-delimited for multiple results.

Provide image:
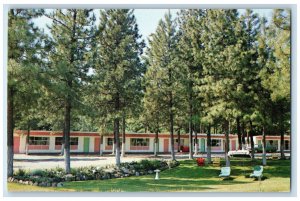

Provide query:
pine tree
left=261, top=9, right=290, bottom=159
left=94, top=9, right=144, bottom=166
left=177, top=9, right=205, bottom=159
left=7, top=9, right=44, bottom=177
left=199, top=9, right=244, bottom=167
left=44, top=9, right=96, bottom=173
left=144, top=11, right=184, bottom=161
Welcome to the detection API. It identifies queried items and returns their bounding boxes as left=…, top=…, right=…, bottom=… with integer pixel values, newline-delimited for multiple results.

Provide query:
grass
left=7, top=158, right=290, bottom=192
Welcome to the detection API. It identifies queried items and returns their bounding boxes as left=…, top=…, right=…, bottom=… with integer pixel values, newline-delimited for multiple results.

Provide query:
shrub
left=14, top=169, right=27, bottom=177
left=9, top=159, right=178, bottom=187
left=30, top=169, right=46, bottom=177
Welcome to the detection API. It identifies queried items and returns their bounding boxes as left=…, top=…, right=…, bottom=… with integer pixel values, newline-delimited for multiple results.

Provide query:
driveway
left=13, top=152, right=290, bottom=170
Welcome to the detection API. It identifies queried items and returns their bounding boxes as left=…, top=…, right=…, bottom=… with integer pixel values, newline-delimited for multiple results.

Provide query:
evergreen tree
left=94, top=9, right=144, bottom=166
left=44, top=9, right=96, bottom=173
left=7, top=9, right=44, bottom=177
left=144, top=11, right=184, bottom=161
left=261, top=9, right=290, bottom=159
left=177, top=9, right=205, bottom=159
left=199, top=9, right=243, bottom=167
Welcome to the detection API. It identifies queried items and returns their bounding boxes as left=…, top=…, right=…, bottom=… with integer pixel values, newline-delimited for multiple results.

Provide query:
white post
left=100, top=138, right=103, bottom=156
left=154, top=142, right=158, bottom=156
left=111, top=141, right=116, bottom=155
left=154, top=170, right=160, bottom=180
left=194, top=143, right=198, bottom=155
left=121, top=142, right=125, bottom=157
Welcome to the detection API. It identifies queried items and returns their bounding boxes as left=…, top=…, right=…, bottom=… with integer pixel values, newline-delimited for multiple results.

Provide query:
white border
left=1, top=0, right=299, bottom=200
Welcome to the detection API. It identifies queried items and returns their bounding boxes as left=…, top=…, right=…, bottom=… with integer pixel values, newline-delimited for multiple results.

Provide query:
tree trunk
left=111, top=143, right=116, bottom=155
left=100, top=135, right=104, bottom=156
left=114, top=118, right=121, bottom=166
left=280, top=129, right=285, bottom=159
left=26, top=124, right=30, bottom=155
left=279, top=111, right=286, bottom=159
left=262, top=126, right=267, bottom=166
left=225, top=121, right=230, bottom=167
left=188, top=110, right=193, bottom=159
left=249, top=121, right=255, bottom=160
left=177, top=129, right=181, bottom=152
left=114, top=93, right=121, bottom=166
left=154, top=129, right=159, bottom=156
left=236, top=117, right=242, bottom=150
left=61, top=143, right=65, bottom=156
left=169, top=105, right=175, bottom=161
left=63, top=98, right=71, bottom=174
left=7, top=87, right=14, bottom=177
left=207, top=125, right=212, bottom=163
left=241, top=122, right=246, bottom=149
left=194, top=125, right=198, bottom=155
left=121, top=115, right=126, bottom=157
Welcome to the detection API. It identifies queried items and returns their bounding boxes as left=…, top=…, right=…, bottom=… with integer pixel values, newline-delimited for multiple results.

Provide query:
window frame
left=29, top=137, right=50, bottom=145
left=130, top=138, right=150, bottom=147
left=211, top=139, right=221, bottom=147
left=55, top=137, right=78, bottom=145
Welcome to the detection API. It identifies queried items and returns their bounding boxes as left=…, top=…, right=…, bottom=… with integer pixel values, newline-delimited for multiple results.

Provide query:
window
left=211, top=139, right=221, bottom=147
left=70, top=138, right=78, bottom=145
left=107, top=138, right=113, bottom=146
left=130, top=138, right=149, bottom=146
left=55, top=137, right=63, bottom=145
left=29, top=137, right=49, bottom=145
left=176, top=139, right=184, bottom=145
left=55, top=137, right=78, bottom=145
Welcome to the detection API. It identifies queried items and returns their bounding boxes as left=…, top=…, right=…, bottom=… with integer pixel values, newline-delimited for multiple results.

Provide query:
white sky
left=32, top=9, right=273, bottom=44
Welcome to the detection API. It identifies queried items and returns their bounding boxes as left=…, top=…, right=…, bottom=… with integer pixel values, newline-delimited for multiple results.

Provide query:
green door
left=200, top=138, right=206, bottom=152
left=84, top=137, right=90, bottom=153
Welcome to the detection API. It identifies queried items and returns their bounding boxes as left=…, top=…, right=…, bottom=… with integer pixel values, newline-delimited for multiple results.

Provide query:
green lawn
left=7, top=158, right=290, bottom=192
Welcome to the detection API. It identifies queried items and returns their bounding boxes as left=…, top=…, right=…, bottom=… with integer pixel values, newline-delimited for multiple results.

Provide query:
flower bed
left=8, top=159, right=180, bottom=187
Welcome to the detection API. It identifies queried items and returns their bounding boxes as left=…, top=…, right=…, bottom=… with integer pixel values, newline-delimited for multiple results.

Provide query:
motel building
left=13, top=130, right=291, bottom=154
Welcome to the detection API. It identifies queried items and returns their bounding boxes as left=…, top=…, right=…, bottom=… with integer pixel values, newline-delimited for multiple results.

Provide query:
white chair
left=219, top=167, right=231, bottom=179
left=250, top=166, right=263, bottom=180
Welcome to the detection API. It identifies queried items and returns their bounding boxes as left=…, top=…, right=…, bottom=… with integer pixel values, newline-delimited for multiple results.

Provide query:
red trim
left=164, top=139, right=169, bottom=152
left=211, top=146, right=222, bottom=151
left=130, top=146, right=149, bottom=150
left=13, top=137, right=20, bottom=153
left=55, top=145, right=61, bottom=150
left=94, top=137, right=100, bottom=152
left=14, top=130, right=240, bottom=139
left=28, top=145, right=49, bottom=150
left=55, top=145, right=78, bottom=150
left=105, top=145, right=112, bottom=150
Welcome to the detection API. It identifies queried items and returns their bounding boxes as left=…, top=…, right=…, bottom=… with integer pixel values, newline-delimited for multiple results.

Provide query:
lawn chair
left=219, top=167, right=231, bottom=179
left=212, top=157, right=221, bottom=167
left=250, top=166, right=263, bottom=180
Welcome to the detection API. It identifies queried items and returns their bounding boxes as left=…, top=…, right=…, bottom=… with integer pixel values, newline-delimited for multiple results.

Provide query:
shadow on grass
left=61, top=175, right=251, bottom=192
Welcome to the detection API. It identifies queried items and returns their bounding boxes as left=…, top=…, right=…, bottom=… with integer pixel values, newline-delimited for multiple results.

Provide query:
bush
left=30, top=169, right=46, bottom=177
left=14, top=169, right=27, bottom=177
left=9, top=159, right=178, bottom=187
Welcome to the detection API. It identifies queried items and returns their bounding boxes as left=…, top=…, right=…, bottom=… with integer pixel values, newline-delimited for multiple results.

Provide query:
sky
left=32, top=9, right=273, bottom=44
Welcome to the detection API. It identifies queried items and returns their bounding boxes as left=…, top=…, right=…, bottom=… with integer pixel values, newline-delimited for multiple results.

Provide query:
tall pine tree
left=94, top=9, right=144, bottom=166
left=44, top=9, right=96, bottom=173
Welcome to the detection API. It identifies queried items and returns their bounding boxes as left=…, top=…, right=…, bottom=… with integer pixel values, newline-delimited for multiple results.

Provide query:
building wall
left=13, top=131, right=291, bottom=154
